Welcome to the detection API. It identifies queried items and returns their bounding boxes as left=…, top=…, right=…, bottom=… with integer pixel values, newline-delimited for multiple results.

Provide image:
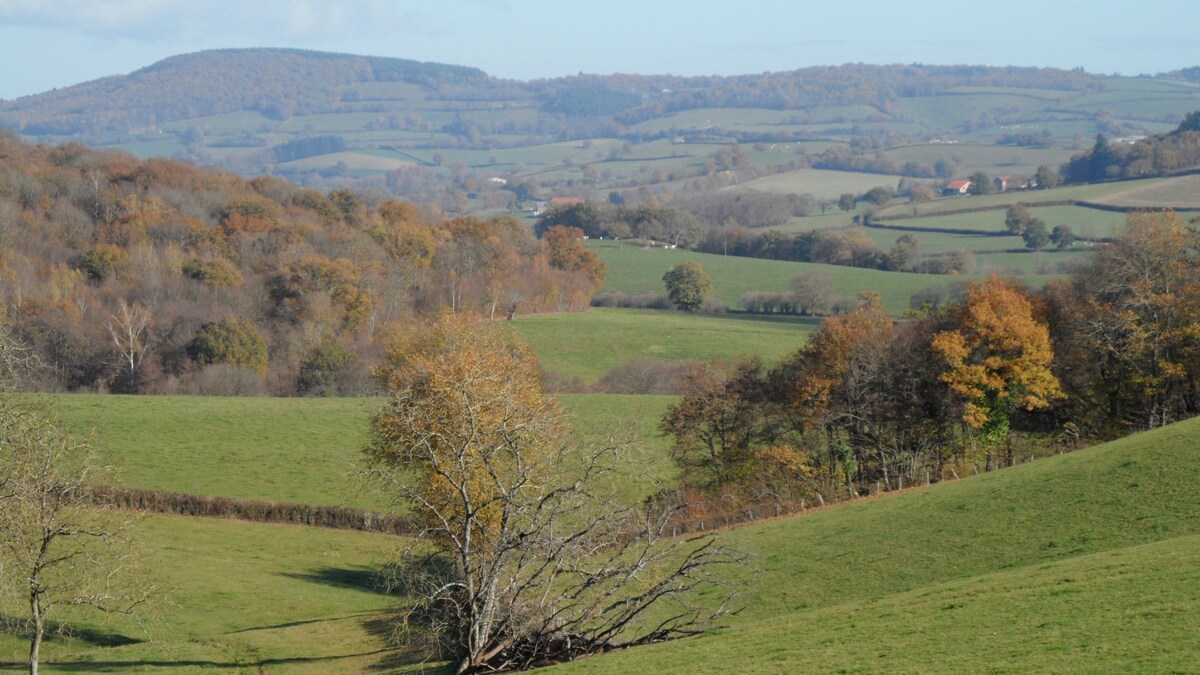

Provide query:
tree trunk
left=29, top=591, right=42, bottom=675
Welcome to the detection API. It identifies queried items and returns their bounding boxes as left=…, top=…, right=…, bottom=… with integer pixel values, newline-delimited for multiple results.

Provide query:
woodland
left=0, top=131, right=605, bottom=395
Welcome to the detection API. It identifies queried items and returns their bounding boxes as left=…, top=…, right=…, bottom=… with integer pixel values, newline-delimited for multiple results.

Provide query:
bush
left=594, top=358, right=696, bottom=394
left=186, top=319, right=269, bottom=375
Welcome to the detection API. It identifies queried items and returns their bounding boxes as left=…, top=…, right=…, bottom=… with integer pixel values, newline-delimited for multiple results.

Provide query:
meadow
left=589, top=239, right=1054, bottom=315
left=0, top=514, right=405, bottom=673
left=562, top=416, right=1200, bottom=673
left=10, top=399, right=1200, bottom=672
left=46, top=393, right=675, bottom=510
left=511, top=308, right=815, bottom=383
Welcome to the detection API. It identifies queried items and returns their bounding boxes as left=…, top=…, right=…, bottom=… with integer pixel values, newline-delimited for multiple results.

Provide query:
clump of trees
left=364, top=314, right=740, bottom=673
left=661, top=212, right=1200, bottom=523
left=1062, top=112, right=1200, bottom=183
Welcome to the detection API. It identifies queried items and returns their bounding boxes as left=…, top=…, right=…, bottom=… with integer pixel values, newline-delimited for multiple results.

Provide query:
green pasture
left=160, top=110, right=270, bottom=134
left=1086, top=173, right=1200, bottom=210
left=874, top=177, right=1170, bottom=218
left=737, top=168, right=904, bottom=201
left=881, top=141, right=1076, bottom=176
left=774, top=211, right=857, bottom=233
left=563, top=416, right=1200, bottom=673
left=973, top=250, right=1092, bottom=275
left=629, top=108, right=795, bottom=133
left=590, top=239, right=1008, bottom=315
left=46, top=393, right=671, bottom=509
left=875, top=204, right=1127, bottom=238
left=511, top=308, right=815, bottom=384
left=0, top=514, right=405, bottom=673
left=109, top=139, right=185, bottom=159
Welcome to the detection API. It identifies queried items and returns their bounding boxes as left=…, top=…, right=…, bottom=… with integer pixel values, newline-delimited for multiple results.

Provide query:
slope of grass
left=47, top=393, right=672, bottom=509
left=875, top=177, right=1170, bottom=218
left=512, top=308, right=815, bottom=383
left=736, top=168, right=903, bottom=200
left=590, top=240, right=1050, bottom=315
left=0, top=514, right=405, bottom=673
left=560, top=416, right=1200, bottom=672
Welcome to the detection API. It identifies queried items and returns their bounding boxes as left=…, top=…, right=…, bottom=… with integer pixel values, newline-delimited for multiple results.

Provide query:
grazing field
left=563, top=416, right=1200, bottom=673
left=0, top=514, right=405, bottom=673
left=736, top=168, right=904, bottom=200
left=881, top=141, right=1076, bottom=176
left=1086, top=173, right=1200, bottom=209
left=590, top=240, right=1040, bottom=315
left=875, top=177, right=1170, bottom=218
left=48, top=393, right=673, bottom=509
left=512, top=308, right=816, bottom=383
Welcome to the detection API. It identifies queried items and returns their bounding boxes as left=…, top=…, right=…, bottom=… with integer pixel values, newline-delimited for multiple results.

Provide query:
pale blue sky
left=2, top=0, right=1199, bottom=100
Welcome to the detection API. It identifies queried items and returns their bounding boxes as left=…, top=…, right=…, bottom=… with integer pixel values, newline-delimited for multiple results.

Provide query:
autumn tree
left=365, top=314, right=739, bottom=673
left=790, top=269, right=835, bottom=315
left=663, top=261, right=714, bottom=312
left=186, top=318, right=268, bottom=375
left=1066, top=212, right=1200, bottom=429
left=542, top=225, right=607, bottom=291
left=932, top=277, right=1064, bottom=460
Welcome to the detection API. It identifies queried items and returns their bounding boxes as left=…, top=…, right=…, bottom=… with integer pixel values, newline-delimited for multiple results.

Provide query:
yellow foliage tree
left=932, top=276, right=1063, bottom=446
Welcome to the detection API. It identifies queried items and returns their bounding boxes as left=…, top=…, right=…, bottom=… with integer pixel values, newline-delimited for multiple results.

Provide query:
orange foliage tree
left=365, top=314, right=739, bottom=673
left=932, top=276, right=1064, bottom=449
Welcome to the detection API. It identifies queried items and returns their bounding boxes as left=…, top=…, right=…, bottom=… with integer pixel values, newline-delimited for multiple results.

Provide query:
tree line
left=659, top=212, right=1200, bottom=523
left=1062, top=112, right=1200, bottom=183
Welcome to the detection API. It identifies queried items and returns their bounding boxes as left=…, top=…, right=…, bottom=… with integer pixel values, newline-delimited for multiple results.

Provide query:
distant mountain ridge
left=0, top=48, right=490, bottom=135
left=0, top=48, right=1108, bottom=139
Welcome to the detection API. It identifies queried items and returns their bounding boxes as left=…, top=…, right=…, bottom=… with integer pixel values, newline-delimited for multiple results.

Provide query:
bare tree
left=107, top=300, right=151, bottom=392
left=0, top=322, right=149, bottom=674
left=365, top=314, right=741, bottom=673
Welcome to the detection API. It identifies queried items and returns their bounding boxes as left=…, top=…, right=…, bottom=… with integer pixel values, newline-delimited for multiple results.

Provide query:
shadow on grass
left=0, top=615, right=141, bottom=648
left=0, top=649, right=402, bottom=671
left=280, top=565, right=392, bottom=596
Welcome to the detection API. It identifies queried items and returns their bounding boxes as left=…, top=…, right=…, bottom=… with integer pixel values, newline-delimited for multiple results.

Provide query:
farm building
left=943, top=179, right=972, bottom=196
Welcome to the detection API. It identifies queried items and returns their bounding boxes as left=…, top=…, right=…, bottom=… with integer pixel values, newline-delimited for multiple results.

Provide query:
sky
left=2, top=0, right=1200, bottom=100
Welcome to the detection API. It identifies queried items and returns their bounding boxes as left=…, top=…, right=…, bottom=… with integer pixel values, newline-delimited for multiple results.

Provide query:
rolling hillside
left=8, top=399, right=1200, bottom=671
left=561, top=416, right=1200, bottom=672
left=4, top=49, right=1200, bottom=215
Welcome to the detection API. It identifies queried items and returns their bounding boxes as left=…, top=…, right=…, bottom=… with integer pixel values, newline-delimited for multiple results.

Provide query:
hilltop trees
left=364, top=314, right=739, bottom=673
left=0, top=136, right=606, bottom=395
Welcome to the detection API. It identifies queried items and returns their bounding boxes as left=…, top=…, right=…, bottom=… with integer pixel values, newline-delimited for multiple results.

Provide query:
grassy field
left=736, top=168, right=904, bottom=200
left=875, top=177, right=1171, bottom=218
left=46, top=393, right=674, bottom=510
left=590, top=239, right=1050, bottom=315
left=512, top=308, right=815, bottom=383
left=881, top=141, right=1076, bottom=176
left=1087, top=173, right=1200, bottom=209
left=561, top=416, right=1200, bottom=673
left=0, top=514, right=406, bottom=673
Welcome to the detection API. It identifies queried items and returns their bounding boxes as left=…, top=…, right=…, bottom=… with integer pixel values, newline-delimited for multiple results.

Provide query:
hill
left=561, top=415, right=1200, bottom=672
left=5, top=49, right=1200, bottom=216
left=9, top=399, right=1200, bottom=670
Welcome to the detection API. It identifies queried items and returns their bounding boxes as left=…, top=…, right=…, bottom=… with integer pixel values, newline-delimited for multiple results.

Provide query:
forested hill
left=0, top=48, right=1106, bottom=139
left=0, top=49, right=490, bottom=136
